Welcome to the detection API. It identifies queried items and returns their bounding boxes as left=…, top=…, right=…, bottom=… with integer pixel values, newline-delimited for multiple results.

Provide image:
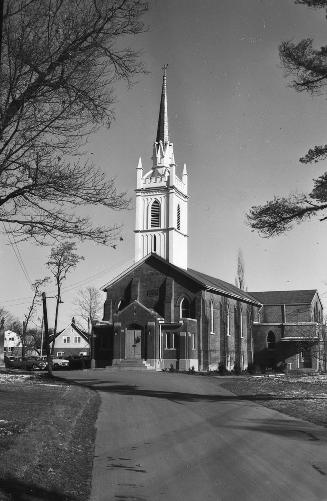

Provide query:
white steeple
left=134, top=67, right=188, bottom=269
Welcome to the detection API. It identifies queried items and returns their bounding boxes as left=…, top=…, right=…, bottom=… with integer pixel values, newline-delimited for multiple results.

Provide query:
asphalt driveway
left=58, top=370, right=327, bottom=501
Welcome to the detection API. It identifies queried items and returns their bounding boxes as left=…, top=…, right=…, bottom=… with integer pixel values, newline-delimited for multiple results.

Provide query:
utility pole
left=40, top=315, right=44, bottom=357
left=42, top=292, right=52, bottom=375
left=0, top=317, right=5, bottom=370
left=90, top=317, right=95, bottom=369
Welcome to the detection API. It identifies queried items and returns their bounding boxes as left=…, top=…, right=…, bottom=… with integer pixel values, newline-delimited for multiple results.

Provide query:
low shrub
left=247, top=362, right=256, bottom=375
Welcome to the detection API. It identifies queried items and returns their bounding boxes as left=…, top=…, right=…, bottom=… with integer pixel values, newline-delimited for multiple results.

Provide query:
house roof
left=249, top=290, right=318, bottom=305
left=102, top=253, right=261, bottom=306
left=49, top=321, right=90, bottom=343
left=71, top=322, right=90, bottom=342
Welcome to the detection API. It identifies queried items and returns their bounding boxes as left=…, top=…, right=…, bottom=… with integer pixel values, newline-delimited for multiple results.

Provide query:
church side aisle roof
left=249, top=290, right=318, bottom=306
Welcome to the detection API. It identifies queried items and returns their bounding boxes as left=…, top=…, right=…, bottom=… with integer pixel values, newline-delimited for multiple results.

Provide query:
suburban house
left=93, top=70, right=325, bottom=372
left=51, top=320, right=90, bottom=358
left=4, top=330, right=22, bottom=357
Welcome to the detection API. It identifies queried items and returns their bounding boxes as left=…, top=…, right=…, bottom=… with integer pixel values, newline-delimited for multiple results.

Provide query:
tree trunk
left=52, top=281, right=61, bottom=355
left=42, top=292, right=52, bottom=376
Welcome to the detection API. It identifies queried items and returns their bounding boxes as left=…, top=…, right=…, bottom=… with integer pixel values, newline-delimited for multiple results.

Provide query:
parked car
left=51, top=357, right=69, bottom=369
left=4, top=355, right=21, bottom=368
left=25, top=356, right=47, bottom=371
left=4, top=356, right=47, bottom=371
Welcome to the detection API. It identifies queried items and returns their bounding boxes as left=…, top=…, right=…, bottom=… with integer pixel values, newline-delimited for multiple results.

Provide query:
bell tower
left=134, top=67, right=188, bottom=270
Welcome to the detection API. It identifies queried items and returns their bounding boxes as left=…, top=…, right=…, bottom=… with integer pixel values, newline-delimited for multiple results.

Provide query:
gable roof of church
left=102, top=253, right=261, bottom=306
left=249, top=290, right=319, bottom=306
left=186, top=268, right=261, bottom=305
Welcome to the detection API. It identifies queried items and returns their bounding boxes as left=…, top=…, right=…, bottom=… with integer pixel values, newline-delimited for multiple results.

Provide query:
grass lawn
left=0, top=371, right=100, bottom=501
left=221, top=374, right=327, bottom=428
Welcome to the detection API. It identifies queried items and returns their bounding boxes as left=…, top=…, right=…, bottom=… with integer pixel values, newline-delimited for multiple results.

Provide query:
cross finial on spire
left=156, top=65, right=169, bottom=144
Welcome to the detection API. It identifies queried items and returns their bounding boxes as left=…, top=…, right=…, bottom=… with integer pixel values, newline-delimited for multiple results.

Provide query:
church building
left=93, top=69, right=324, bottom=373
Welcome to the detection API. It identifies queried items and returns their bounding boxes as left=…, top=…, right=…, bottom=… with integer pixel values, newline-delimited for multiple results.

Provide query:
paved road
left=58, top=370, right=327, bottom=501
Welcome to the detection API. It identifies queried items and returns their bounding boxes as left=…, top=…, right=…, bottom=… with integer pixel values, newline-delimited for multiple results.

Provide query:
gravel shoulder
left=221, top=374, right=327, bottom=427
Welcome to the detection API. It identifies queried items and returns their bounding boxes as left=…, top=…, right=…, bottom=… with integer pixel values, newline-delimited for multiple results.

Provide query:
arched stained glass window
left=151, top=200, right=161, bottom=228
left=267, top=331, right=276, bottom=349
left=210, top=301, right=214, bottom=333
left=226, top=304, right=230, bottom=336
left=180, top=297, right=190, bottom=318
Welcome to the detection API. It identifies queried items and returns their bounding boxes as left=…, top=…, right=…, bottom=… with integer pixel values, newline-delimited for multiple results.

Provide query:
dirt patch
left=221, top=375, right=327, bottom=427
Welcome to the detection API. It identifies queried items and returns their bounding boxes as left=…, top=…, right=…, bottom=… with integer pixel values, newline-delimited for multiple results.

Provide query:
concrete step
left=107, top=359, right=156, bottom=371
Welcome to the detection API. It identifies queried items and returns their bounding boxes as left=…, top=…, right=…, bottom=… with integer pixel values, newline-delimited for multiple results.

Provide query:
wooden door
left=125, top=329, right=142, bottom=359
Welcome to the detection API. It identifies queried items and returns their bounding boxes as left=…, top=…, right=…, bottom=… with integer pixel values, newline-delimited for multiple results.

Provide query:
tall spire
left=156, top=64, right=169, bottom=144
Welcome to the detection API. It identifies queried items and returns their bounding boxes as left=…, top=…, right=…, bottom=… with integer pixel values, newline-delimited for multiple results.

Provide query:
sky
left=2, top=0, right=327, bottom=330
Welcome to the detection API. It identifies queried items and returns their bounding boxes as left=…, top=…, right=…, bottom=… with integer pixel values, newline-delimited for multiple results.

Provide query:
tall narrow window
left=210, top=301, right=214, bottom=333
left=177, top=204, right=181, bottom=230
left=226, top=304, right=230, bottom=336
left=166, top=333, right=175, bottom=349
left=153, top=235, right=157, bottom=252
left=151, top=200, right=161, bottom=228
left=240, top=308, right=243, bottom=338
left=267, top=331, right=276, bottom=349
left=180, top=297, right=190, bottom=318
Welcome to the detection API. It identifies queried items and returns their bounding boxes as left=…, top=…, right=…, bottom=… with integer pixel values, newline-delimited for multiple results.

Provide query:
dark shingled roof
left=249, top=290, right=317, bottom=305
left=102, top=254, right=261, bottom=305
left=187, top=268, right=261, bottom=305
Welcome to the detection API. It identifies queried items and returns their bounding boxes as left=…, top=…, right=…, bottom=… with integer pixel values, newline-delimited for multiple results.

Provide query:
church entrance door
left=125, top=329, right=142, bottom=359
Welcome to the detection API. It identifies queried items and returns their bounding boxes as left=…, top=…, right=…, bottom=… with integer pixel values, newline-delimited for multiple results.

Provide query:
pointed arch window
left=210, top=301, right=214, bottom=333
left=151, top=200, right=161, bottom=228
left=240, top=307, right=243, bottom=338
left=267, top=331, right=276, bottom=349
left=226, top=304, right=230, bottom=336
left=180, top=297, right=190, bottom=319
left=177, top=204, right=181, bottom=230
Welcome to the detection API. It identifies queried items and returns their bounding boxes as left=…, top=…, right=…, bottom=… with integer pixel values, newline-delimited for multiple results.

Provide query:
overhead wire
left=2, top=223, right=33, bottom=288
left=1, top=257, right=135, bottom=304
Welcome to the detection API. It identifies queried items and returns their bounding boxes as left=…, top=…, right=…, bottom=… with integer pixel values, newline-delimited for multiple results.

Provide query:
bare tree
left=47, top=242, right=83, bottom=349
left=0, top=0, right=147, bottom=245
left=19, top=277, right=49, bottom=358
left=235, top=248, right=246, bottom=291
left=75, top=286, right=104, bottom=329
left=0, top=306, right=12, bottom=327
left=247, top=0, right=327, bottom=237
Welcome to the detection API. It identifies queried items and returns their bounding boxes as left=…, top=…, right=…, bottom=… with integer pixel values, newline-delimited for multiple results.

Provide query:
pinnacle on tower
left=156, top=64, right=169, bottom=145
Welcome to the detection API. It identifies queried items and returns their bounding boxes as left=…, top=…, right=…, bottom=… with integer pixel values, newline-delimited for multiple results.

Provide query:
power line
left=0, top=257, right=135, bottom=304
left=2, top=223, right=33, bottom=287
left=0, top=294, right=35, bottom=303
left=60, top=258, right=135, bottom=294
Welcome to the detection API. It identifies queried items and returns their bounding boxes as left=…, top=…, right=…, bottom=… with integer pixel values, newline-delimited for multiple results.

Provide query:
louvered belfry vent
left=177, top=204, right=181, bottom=230
left=151, top=200, right=161, bottom=228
